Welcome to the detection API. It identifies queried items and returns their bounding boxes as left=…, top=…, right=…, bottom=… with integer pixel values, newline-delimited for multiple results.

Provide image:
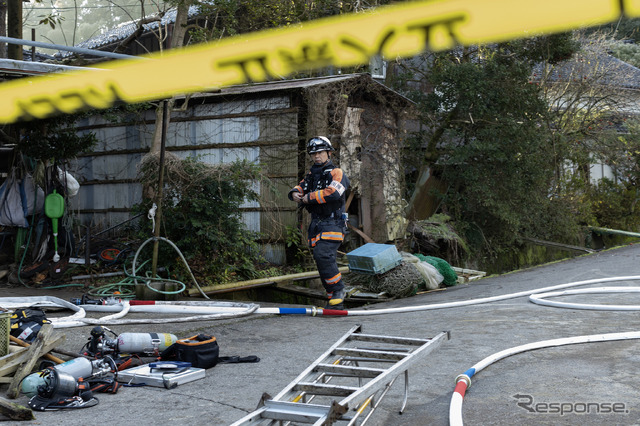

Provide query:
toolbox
left=117, top=363, right=205, bottom=388
left=346, top=243, right=403, bottom=275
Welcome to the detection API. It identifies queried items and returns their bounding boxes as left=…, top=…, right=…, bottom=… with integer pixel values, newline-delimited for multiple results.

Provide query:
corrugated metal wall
left=69, top=95, right=300, bottom=264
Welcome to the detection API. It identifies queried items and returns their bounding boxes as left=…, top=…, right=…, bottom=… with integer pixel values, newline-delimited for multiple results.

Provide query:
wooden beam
left=0, top=348, right=27, bottom=369
left=347, top=222, right=375, bottom=244
left=0, top=335, right=65, bottom=382
left=0, top=397, right=34, bottom=421
left=345, top=190, right=355, bottom=210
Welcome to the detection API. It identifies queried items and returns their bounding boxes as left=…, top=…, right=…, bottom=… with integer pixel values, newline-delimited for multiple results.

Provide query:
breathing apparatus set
left=22, top=325, right=178, bottom=411
left=24, top=356, right=117, bottom=411
left=81, top=325, right=178, bottom=359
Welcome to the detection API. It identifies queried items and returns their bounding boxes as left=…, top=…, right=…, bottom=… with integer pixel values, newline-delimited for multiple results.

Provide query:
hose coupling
left=455, top=374, right=471, bottom=388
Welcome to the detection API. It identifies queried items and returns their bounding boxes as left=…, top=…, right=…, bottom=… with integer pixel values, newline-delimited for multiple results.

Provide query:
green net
left=345, top=262, right=425, bottom=298
left=413, top=254, right=458, bottom=287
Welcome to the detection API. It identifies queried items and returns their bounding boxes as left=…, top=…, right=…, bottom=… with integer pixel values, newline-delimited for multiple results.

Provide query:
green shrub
left=136, top=154, right=266, bottom=284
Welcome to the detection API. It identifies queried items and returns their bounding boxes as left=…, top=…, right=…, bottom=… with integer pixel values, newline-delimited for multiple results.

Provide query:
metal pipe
left=589, top=226, right=640, bottom=238
left=0, top=36, right=142, bottom=60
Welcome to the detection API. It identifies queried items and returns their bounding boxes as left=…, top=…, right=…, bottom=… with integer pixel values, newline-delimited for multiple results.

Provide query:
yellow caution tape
left=0, top=0, right=638, bottom=124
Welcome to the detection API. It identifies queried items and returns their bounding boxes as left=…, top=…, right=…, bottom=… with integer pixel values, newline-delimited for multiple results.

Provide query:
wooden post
left=151, top=100, right=169, bottom=278
left=6, top=0, right=22, bottom=60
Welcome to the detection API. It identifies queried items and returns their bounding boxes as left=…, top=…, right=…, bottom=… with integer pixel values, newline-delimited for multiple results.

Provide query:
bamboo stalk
left=188, top=267, right=350, bottom=296
left=10, top=335, right=65, bottom=364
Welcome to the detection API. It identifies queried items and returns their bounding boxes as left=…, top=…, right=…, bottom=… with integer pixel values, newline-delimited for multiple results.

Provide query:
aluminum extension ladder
left=231, top=324, right=450, bottom=426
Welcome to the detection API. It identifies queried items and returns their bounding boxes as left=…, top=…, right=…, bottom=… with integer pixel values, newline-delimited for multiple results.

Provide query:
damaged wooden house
left=69, top=73, right=416, bottom=264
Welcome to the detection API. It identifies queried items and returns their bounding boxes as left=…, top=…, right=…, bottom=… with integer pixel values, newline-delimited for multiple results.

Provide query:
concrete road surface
left=2, top=243, right=640, bottom=425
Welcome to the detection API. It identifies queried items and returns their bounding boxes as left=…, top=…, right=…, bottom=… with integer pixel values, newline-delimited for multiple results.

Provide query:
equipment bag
left=0, top=172, right=44, bottom=228
left=10, top=308, right=51, bottom=343
left=160, top=334, right=259, bottom=369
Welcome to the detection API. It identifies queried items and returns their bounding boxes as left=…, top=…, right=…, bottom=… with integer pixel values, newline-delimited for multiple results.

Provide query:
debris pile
left=346, top=261, right=425, bottom=298
left=344, top=243, right=485, bottom=300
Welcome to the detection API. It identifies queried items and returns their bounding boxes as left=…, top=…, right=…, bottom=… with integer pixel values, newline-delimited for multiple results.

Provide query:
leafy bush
left=136, top=154, right=266, bottom=283
left=589, top=178, right=640, bottom=231
left=17, top=115, right=96, bottom=161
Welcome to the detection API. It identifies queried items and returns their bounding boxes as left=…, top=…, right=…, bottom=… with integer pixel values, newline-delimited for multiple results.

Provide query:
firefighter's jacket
left=288, top=160, right=350, bottom=247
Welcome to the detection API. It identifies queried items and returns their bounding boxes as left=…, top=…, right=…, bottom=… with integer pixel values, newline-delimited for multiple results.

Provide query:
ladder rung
left=315, top=363, right=385, bottom=378
left=294, top=382, right=359, bottom=396
left=232, top=328, right=449, bottom=426
left=334, top=347, right=409, bottom=360
left=262, top=400, right=330, bottom=423
left=348, top=333, right=431, bottom=346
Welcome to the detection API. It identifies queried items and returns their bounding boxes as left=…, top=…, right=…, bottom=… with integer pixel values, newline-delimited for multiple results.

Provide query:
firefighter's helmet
left=307, top=136, right=335, bottom=154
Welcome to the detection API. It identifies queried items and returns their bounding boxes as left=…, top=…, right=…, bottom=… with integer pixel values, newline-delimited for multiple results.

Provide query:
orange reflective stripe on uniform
left=316, top=190, right=325, bottom=204
left=321, top=185, right=335, bottom=199
left=294, top=185, right=303, bottom=193
left=321, top=232, right=343, bottom=241
left=326, top=272, right=342, bottom=284
left=310, top=234, right=320, bottom=247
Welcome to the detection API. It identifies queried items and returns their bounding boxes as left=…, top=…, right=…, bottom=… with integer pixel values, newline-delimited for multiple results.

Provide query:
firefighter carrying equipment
left=289, top=157, right=350, bottom=296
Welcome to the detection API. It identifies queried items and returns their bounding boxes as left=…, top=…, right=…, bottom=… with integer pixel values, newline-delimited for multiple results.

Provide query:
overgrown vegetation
left=16, top=115, right=96, bottom=162
left=394, top=31, right=640, bottom=271
left=136, top=153, right=267, bottom=285
left=394, top=38, right=579, bottom=267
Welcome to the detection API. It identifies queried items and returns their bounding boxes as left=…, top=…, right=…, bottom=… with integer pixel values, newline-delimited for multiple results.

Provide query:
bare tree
left=537, top=32, right=640, bottom=192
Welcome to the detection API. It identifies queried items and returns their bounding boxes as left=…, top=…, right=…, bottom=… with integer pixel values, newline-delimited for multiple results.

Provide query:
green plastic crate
left=347, top=243, right=403, bottom=275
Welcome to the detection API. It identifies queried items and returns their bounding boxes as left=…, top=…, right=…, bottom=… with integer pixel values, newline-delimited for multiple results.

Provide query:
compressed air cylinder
left=115, top=333, right=177, bottom=355
left=21, top=357, right=94, bottom=397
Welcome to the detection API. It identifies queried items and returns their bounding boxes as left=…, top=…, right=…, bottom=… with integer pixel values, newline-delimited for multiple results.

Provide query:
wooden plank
left=0, top=347, right=27, bottom=368
left=188, top=267, right=349, bottom=296
left=347, top=222, right=375, bottom=244
left=406, top=166, right=448, bottom=221
left=0, top=334, right=65, bottom=379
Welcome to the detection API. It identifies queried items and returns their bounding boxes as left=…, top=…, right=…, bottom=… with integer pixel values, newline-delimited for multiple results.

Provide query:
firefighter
left=289, top=136, right=350, bottom=309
